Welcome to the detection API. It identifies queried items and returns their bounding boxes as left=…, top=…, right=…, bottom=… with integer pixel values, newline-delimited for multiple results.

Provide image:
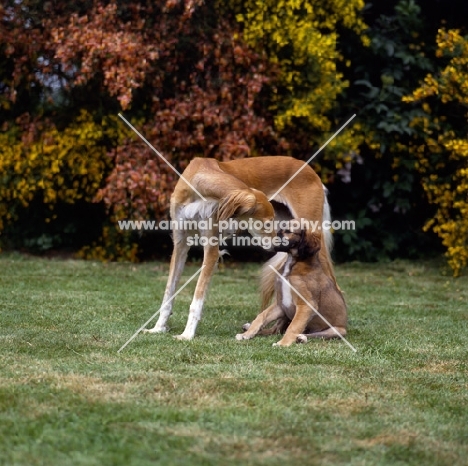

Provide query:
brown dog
left=236, top=222, right=347, bottom=346
left=145, top=157, right=337, bottom=340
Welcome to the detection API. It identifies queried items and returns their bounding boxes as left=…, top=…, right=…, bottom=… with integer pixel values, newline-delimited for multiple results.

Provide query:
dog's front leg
left=145, top=231, right=190, bottom=334
left=274, top=302, right=313, bottom=347
left=175, top=241, right=220, bottom=340
left=236, top=302, right=284, bottom=340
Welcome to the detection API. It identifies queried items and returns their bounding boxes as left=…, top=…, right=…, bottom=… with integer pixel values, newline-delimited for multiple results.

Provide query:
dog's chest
left=277, top=256, right=296, bottom=319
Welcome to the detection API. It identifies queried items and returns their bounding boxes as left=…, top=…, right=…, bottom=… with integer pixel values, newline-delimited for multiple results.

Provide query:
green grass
left=0, top=252, right=467, bottom=465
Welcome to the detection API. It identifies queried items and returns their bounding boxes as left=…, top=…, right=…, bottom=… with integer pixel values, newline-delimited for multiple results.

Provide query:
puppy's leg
left=257, top=318, right=290, bottom=335
left=175, top=241, right=220, bottom=340
left=297, top=326, right=347, bottom=342
left=145, top=230, right=190, bottom=334
left=241, top=317, right=289, bottom=335
left=236, top=302, right=284, bottom=340
left=274, top=302, right=314, bottom=347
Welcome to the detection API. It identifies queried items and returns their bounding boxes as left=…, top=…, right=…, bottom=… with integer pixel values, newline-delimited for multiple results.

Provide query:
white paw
left=242, top=322, right=251, bottom=331
left=174, top=334, right=193, bottom=341
left=142, top=326, right=168, bottom=334
left=272, top=340, right=291, bottom=347
left=296, top=334, right=308, bottom=344
left=235, top=333, right=251, bottom=341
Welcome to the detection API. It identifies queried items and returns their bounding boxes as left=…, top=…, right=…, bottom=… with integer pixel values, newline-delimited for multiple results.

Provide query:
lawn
left=0, top=253, right=467, bottom=465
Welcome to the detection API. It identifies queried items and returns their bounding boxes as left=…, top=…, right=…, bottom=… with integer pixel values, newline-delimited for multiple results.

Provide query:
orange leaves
left=52, top=3, right=159, bottom=110
left=2, top=0, right=285, bottom=257
left=97, top=132, right=175, bottom=222
left=89, top=1, right=287, bottom=224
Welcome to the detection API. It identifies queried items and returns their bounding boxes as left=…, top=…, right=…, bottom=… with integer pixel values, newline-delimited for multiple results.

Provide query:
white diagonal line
left=269, top=114, right=356, bottom=201
left=269, top=265, right=357, bottom=352
left=118, top=113, right=207, bottom=201
left=117, top=265, right=205, bottom=353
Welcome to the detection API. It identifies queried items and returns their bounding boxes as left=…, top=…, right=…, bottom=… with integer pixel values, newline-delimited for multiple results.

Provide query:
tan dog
left=236, top=222, right=347, bottom=346
left=145, top=156, right=337, bottom=340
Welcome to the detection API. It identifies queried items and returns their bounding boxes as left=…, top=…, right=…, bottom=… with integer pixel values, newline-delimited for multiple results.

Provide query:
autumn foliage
left=0, top=0, right=467, bottom=274
left=50, top=1, right=289, bottom=222
left=404, top=29, right=468, bottom=275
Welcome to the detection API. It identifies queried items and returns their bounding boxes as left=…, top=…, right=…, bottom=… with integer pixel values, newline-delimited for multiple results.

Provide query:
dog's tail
left=260, top=251, right=287, bottom=310
left=322, top=184, right=333, bottom=253
left=320, top=184, right=340, bottom=288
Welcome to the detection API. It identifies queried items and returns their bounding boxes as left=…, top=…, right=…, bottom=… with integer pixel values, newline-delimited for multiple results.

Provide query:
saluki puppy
left=236, top=223, right=347, bottom=346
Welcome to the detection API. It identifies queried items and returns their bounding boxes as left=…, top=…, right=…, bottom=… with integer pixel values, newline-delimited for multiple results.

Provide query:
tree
left=0, top=0, right=285, bottom=256
left=229, top=0, right=367, bottom=169
left=404, top=29, right=468, bottom=275
left=330, top=0, right=437, bottom=261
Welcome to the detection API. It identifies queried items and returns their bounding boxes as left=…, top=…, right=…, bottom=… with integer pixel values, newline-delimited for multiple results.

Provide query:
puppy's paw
left=242, top=322, right=251, bottom=331
left=273, top=335, right=296, bottom=346
left=273, top=339, right=293, bottom=347
left=174, top=334, right=193, bottom=341
left=296, top=334, right=308, bottom=344
left=142, top=326, right=168, bottom=334
left=235, top=333, right=251, bottom=341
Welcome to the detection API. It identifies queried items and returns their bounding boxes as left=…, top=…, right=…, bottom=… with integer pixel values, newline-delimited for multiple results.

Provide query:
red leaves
left=1, top=0, right=286, bottom=222
left=97, top=139, right=174, bottom=220
left=52, top=3, right=159, bottom=110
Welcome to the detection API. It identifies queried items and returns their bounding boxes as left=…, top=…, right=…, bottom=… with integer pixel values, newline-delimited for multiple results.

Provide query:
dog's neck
left=288, top=249, right=321, bottom=267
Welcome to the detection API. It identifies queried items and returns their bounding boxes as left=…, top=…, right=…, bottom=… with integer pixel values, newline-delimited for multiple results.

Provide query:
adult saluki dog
left=144, top=156, right=336, bottom=340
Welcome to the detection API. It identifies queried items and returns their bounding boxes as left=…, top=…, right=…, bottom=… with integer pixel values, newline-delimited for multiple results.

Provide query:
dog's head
left=274, top=220, right=321, bottom=259
left=218, top=188, right=274, bottom=221
left=217, top=188, right=275, bottom=248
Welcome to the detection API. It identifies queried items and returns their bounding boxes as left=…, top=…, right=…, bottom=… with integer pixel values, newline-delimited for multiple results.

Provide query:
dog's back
left=305, top=260, right=347, bottom=334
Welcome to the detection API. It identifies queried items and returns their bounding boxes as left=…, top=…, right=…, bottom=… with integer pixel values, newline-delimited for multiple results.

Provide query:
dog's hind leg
left=241, top=317, right=289, bottom=336
left=145, top=230, right=190, bottom=334
left=296, top=326, right=347, bottom=343
left=175, top=241, right=220, bottom=340
left=258, top=317, right=290, bottom=335
left=236, top=302, right=284, bottom=340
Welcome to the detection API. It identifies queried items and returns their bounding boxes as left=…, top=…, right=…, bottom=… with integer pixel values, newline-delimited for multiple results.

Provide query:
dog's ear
left=217, top=190, right=257, bottom=221
left=297, top=230, right=321, bottom=259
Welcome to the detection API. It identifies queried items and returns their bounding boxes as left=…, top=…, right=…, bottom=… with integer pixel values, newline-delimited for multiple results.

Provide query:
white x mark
left=118, top=113, right=207, bottom=201
left=269, top=114, right=356, bottom=201
left=117, top=265, right=205, bottom=353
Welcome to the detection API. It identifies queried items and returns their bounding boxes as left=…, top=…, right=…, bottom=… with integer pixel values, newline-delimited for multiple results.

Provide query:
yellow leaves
left=77, top=225, right=139, bottom=262
left=444, top=139, right=468, bottom=158
left=361, top=35, right=371, bottom=47
left=415, top=132, right=468, bottom=275
left=422, top=103, right=431, bottom=114
left=234, top=0, right=366, bottom=138
left=0, top=110, right=112, bottom=233
left=407, top=29, right=468, bottom=106
left=44, top=189, right=56, bottom=203
left=403, top=28, right=468, bottom=275
left=50, top=160, right=60, bottom=174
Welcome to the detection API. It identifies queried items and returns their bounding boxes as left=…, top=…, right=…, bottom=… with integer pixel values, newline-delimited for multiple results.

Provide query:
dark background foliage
left=0, top=0, right=467, bottom=267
